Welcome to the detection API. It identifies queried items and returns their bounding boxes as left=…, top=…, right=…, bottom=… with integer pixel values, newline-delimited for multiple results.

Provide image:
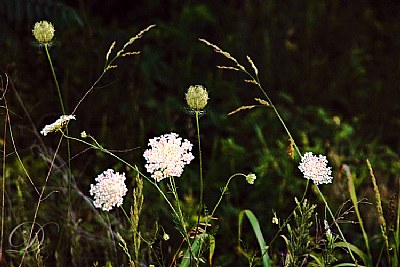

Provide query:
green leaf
left=180, top=234, right=207, bottom=267
left=334, top=241, right=368, bottom=266
left=209, top=235, right=215, bottom=266
left=238, top=209, right=271, bottom=267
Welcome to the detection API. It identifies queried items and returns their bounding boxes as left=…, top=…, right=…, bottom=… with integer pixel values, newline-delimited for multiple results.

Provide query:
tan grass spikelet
left=228, top=98, right=270, bottom=116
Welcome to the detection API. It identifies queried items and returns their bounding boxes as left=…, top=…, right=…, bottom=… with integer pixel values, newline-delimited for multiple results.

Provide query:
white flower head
left=246, top=173, right=257, bottom=185
left=324, top=220, right=333, bottom=240
left=143, top=132, right=194, bottom=182
left=40, top=115, right=76, bottom=136
left=298, top=152, right=333, bottom=185
left=89, top=169, right=128, bottom=211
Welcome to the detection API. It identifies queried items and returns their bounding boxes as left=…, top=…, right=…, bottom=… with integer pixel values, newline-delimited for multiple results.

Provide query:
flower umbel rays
left=89, top=169, right=128, bottom=211
left=32, top=21, right=55, bottom=44
left=298, top=152, right=333, bottom=185
left=143, top=133, right=194, bottom=182
left=40, top=115, right=76, bottom=136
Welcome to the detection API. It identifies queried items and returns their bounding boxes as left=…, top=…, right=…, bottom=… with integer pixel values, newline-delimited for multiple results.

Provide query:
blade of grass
left=238, top=210, right=270, bottom=267
left=334, top=241, right=368, bottom=266
left=366, top=159, right=391, bottom=266
left=394, top=180, right=400, bottom=267
left=343, top=164, right=373, bottom=266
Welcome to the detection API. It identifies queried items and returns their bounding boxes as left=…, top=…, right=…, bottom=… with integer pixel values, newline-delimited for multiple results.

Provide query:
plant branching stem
left=315, top=185, right=357, bottom=263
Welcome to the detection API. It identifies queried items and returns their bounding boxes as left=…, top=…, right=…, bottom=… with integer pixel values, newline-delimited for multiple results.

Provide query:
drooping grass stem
left=198, top=39, right=361, bottom=263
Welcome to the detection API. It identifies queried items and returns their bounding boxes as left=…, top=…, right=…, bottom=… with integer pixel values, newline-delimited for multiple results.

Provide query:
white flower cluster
left=143, top=133, right=194, bottom=182
left=298, top=152, right=333, bottom=185
left=40, top=115, right=76, bottom=136
left=89, top=169, right=128, bottom=211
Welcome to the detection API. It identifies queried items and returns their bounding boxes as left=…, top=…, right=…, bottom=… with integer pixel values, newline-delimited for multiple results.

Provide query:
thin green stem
left=169, top=176, right=195, bottom=263
left=315, top=185, right=357, bottom=263
left=240, top=66, right=312, bottom=247
left=210, top=173, right=246, bottom=217
left=44, top=44, right=73, bottom=224
left=241, top=68, right=302, bottom=159
left=120, top=206, right=131, bottom=223
left=0, top=102, right=8, bottom=261
left=44, top=44, right=65, bottom=115
left=196, top=111, right=204, bottom=215
left=63, top=134, right=178, bottom=215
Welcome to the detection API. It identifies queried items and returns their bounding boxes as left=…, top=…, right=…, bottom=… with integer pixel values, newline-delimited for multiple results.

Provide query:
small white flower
left=40, top=115, right=76, bottom=136
left=163, top=232, right=170, bottom=241
left=143, top=133, right=194, bottom=182
left=89, top=169, right=128, bottom=211
left=324, top=220, right=332, bottom=239
left=272, top=212, right=279, bottom=225
left=298, top=152, right=333, bottom=185
left=245, top=173, right=256, bottom=184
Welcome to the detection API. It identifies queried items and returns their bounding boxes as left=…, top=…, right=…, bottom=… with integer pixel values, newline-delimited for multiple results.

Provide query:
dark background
left=1, top=1, right=399, bottom=266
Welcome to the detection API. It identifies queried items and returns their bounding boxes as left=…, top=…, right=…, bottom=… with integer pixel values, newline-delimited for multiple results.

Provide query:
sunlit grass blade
left=334, top=241, right=369, bottom=266
left=343, top=164, right=373, bottom=266
left=238, top=209, right=271, bottom=267
left=366, top=159, right=391, bottom=266
left=209, top=235, right=215, bottom=266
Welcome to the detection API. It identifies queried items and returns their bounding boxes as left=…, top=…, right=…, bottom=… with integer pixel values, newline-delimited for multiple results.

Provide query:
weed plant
left=0, top=20, right=398, bottom=267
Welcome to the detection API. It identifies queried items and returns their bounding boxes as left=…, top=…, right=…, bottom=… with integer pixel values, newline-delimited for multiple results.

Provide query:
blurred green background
left=1, top=1, right=399, bottom=266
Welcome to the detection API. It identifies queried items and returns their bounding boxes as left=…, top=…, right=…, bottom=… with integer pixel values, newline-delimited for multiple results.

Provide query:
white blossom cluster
left=89, top=169, right=128, bottom=211
left=40, top=115, right=76, bottom=136
left=298, top=152, right=333, bottom=185
left=143, top=133, right=194, bottom=182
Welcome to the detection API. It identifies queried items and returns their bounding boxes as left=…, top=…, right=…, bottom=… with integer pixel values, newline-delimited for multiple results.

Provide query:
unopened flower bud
left=32, top=21, right=55, bottom=44
left=163, top=232, right=170, bottom=241
left=185, top=85, right=208, bottom=111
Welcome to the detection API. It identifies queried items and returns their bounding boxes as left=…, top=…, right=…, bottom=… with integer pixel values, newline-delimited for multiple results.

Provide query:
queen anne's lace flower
left=298, top=152, right=333, bottom=185
left=40, top=115, right=76, bottom=136
left=143, top=133, right=194, bottom=182
left=89, top=169, right=128, bottom=211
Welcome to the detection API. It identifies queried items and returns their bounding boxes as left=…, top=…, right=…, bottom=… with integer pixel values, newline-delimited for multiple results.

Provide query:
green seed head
left=32, top=21, right=55, bottom=44
left=185, top=85, right=208, bottom=111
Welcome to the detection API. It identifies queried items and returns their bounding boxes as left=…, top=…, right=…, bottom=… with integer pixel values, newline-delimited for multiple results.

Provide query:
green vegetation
left=0, top=1, right=399, bottom=266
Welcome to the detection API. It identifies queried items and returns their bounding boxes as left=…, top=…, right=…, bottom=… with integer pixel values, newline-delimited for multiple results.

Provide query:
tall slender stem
left=169, top=176, right=195, bottom=263
left=44, top=44, right=65, bottom=115
left=0, top=101, right=8, bottom=263
left=196, top=111, right=204, bottom=213
left=44, top=44, right=73, bottom=222
left=315, top=185, right=356, bottom=263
